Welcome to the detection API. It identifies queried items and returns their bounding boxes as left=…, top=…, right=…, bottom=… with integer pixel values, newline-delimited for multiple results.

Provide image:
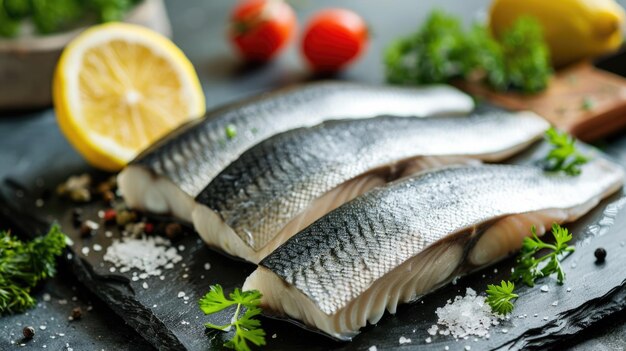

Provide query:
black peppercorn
left=594, top=248, right=607, bottom=263
left=22, top=326, right=35, bottom=339
left=71, top=307, right=82, bottom=320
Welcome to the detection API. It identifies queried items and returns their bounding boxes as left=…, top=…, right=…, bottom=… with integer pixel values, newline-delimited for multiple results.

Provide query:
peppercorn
left=102, top=190, right=115, bottom=203
left=71, top=307, right=82, bottom=320
left=103, top=209, right=117, bottom=223
left=594, top=248, right=607, bottom=263
left=22, top=326, right=35, bottom=339
left=165, top=223, right=183, bottom=240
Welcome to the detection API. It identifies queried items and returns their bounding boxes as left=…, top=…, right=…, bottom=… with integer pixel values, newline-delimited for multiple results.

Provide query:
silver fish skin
left=193, top=111, right=549, bottom=263
left=118, top=82, right=473, bottom=220
left=243, top=160, right=624, bottom=340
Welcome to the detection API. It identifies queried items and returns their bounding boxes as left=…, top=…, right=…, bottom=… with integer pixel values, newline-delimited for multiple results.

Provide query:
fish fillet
left=243, top=160, right=624, bottom=340
left=192, top=111, right=549, bottom=263
left=118, top=82, right=473, bottom=221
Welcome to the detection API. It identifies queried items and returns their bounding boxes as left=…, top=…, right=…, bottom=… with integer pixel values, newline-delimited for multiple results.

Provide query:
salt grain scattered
left=81, top=247, right=90, bottom=256
left=540, top=285, right=549, bottom=292
left=427, top=325, right=438, bottom=335
left=272, top=334, right=277, bottom=339
left=566, top=287, right=571, bottom=292
left=399, top=336, right=411, bottom=344
left=43, top=294, right=51, bottom=302
left=425, top=337, right=432, bottom=343
left=39, top=326, right=46, bottom=330
left=433, top=288, right=500, bottom=340
left=501, top=329, right=508, bottom=334
left=465, top=346, right=471, bottom=350
left=368, top=346, right=377, bottom=351
left=103, top=236, right=182, bottom=277
left=58, top=299, right=67, bottom=305
left=142, top=282, right=149, bottom=289
left=444, top=347, right=449, bottom=351
left=105, top=231, right=113, bottom=238
left=551, top=300, right=558, bottom=307
left=543, top=316, right=549, bottom=321
left=204, top=263, right=211, bottom=270
left=93, top=244, right=102, bottom=252
left=178, top=292, right=185, bottom=298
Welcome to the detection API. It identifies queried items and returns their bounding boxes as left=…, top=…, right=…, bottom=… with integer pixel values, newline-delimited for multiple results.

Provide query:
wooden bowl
left=0, top=0, right=172, bottom=110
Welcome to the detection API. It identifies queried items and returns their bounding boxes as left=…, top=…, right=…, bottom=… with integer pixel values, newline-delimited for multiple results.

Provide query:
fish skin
left=259, top=161, right=624, bottom=316
left=127, top=82, right=473, bottom=197
left=196, top=111, right=549, bottom=252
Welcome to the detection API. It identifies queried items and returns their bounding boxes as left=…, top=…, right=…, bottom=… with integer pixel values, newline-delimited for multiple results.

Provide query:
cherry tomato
left=229, top=0, right=297, bottom=62
left=301, top=9, right=369, bottom=72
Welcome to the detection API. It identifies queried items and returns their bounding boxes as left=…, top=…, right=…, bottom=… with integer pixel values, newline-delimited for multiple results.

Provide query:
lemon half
left=53, top=23, right=205, bottom=171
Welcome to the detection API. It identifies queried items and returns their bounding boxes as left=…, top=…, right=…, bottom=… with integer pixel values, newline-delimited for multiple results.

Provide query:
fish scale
left=196, top=112, right=549, bottom=256
left=126, top=82, right=474, bottom=197
left=257, top=161, right=624, bottom=317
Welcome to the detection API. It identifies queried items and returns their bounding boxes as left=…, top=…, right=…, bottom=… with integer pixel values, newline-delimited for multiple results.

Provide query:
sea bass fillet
left=192, top=111, right=549, bottom=263
left=243, top=160, right=624, bottom=340
left=118, top=82, right=473, bottom=221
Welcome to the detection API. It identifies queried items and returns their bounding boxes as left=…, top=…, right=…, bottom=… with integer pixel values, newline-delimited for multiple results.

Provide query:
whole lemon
left=489, top=0, right=625, bottom=67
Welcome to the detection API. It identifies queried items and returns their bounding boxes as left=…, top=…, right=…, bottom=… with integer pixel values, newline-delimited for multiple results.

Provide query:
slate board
left=1, top=123, right=626, bottom=351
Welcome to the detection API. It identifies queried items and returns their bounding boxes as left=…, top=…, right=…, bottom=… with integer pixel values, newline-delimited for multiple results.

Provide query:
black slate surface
left=2, top=117, right=626, bottom=351
left=2, top=0, right=626, bottom=349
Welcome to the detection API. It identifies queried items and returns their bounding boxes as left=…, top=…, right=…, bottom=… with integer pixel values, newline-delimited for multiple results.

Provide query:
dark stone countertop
left=1, top=0, right=626, bottom=350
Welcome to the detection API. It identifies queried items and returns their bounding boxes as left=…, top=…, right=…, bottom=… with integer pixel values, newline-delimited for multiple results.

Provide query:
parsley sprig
left=199, top=284, right=266, bottom=351
left=543, top=128, right=589, bottom=176
left=486, top=280, right=518, bottom=315
left=512, top=224, right=575, bottom=286
left=486, top=223, right=575, bottom=315
left=0, top=224, right=67, bottom=314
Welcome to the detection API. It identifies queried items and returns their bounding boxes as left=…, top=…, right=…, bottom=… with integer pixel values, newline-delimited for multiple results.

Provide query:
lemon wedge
left=53, top=23, right=205, bottom=171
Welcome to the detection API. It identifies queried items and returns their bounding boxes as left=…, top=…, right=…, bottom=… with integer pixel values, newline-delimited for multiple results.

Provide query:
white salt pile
left=431, top=288, right=500, bottom=340
left=103, top=236, right=182, bottom=278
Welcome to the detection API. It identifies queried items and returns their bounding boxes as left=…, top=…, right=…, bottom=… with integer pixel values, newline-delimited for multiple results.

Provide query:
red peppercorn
left=103, top=209, right=116, bottom=223
left=144, top=223, right=154, bottom=234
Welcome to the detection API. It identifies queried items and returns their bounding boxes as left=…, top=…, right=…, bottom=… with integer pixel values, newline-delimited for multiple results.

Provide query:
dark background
left=1, top=0, right=626, bottom=349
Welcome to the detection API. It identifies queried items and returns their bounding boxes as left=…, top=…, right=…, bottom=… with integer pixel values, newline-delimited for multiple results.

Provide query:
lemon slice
left=53, top=23, right=205, bottom=171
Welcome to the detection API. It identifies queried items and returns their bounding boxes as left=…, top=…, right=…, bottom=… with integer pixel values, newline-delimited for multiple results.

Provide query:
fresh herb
left=512, top=224, right=575, bottom=286
left=199, top=284, right=266, bottom=351
left=486, top=280, right=518, bottom=315
left=543, top=128, right=589, bottom=176
left=0, top=0, right=141, bottom=37
left=0, top=224, right=67, bottom=314
left=384, top=11, right=551, bottom=94
left=225, top=124, right=237, bottom=139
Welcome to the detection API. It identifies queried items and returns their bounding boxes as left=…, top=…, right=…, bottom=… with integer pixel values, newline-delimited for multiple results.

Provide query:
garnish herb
left=0, top=224, right=67, bottom=314
left=543, top=128, right=589, bottom=176
left=486, top=280, right=518, bottom=315
left=199, top=284, right=266, bottom=351
left=384, top=11, right=551, bottom=94
left=581, top=97, right=594, bottom=111
left=512, top=223, right=575, bottom=286
left=225, top=124, right=237, bottom=139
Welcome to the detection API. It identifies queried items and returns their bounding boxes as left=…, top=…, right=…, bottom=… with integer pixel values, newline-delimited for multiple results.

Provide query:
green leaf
left=199, top=285, right=265, bottom=351
left=543, top=128, right=590, bottom=176
left=486, top=280, right=518, bottom=315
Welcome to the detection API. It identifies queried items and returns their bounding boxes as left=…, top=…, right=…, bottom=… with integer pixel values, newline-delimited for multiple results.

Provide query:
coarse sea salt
left=103, top=236, right=182, bottom=278
left=430, top=288, right=500, bottom=340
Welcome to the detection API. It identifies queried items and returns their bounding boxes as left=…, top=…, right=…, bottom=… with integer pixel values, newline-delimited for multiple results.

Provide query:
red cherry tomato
left=301, top=9, right=369, bottom=72
left=229, top=0, right=297, bottom=62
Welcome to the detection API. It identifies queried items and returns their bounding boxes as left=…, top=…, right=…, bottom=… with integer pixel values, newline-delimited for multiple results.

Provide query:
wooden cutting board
left=457, top=58, right=626, bottom=142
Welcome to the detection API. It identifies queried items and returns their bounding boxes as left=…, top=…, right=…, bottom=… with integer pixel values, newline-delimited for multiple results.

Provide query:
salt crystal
left=534, top=314, right=538, bottom=317
left=131, top=276, right=139, bottom=282
left=139, top=273, right=149, bottom=280
left=540, top=285, right=549, bottom=292
left=183, top=296, right=190, bottom=301
left=543, top=316, right=549, bottom=321
left=182, top=274, right=189, bottom=279
left=465, top=346, right=471, bottom=350
left=178, top=291, right=185, bottom=298
left=425, top=337, right=432, bottom=343
left=35, top=199, right=44, bottom=207
left=153, top=304, right=157, bottom=308
left=81, top=247, right=90, bottom=256
left=97, top=210, right=105, bottom=218
left=93, top=244, right=102, bottom=252
left=178, top=245, right=185, bottom=251
left=434, top=288, right=500, bottom=339
left=427, top=325, right=438, bottom=335
left=566, top=287, right=571, bottom=292
left=43, top=293, right=51, bottom=302
left=204, top=263, right=211, bottom=270
left=493, top=268, right=498, bottom=273
left=272, top=334, right=278, bottom=339
left=399, top=336, right=411, bottom=344
left=501, top=329, right=508, bottom=334
left=103, top=236, right=181, bottom=276
left=368, top=346, right=376, bottom=351
left=105, top=231, right=113, bottom=238
left=58, top=299, right=67, bottom=305
left=142, top=282, right=149, bottom=289
left=551, top=300, right=558, bottom=306
left=39, top=326, right=46, bottom=330
left=444, top=347, right=449, bottom=351
left=109, top=267, right=116, bottom=273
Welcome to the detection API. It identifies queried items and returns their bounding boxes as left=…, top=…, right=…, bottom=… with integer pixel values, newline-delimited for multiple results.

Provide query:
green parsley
left=512, top=223, right=576, bottom=287
left=0, top=224, right=67, bottom=314
left=486, top=280, right=518, bottom=315
left=384, top=11, right=551, bottom=94
left=225, top=124, right=237, bottom=139
left=199, top=284, right=266, bottom=351
left=543, top=128, right=589, bottom=176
